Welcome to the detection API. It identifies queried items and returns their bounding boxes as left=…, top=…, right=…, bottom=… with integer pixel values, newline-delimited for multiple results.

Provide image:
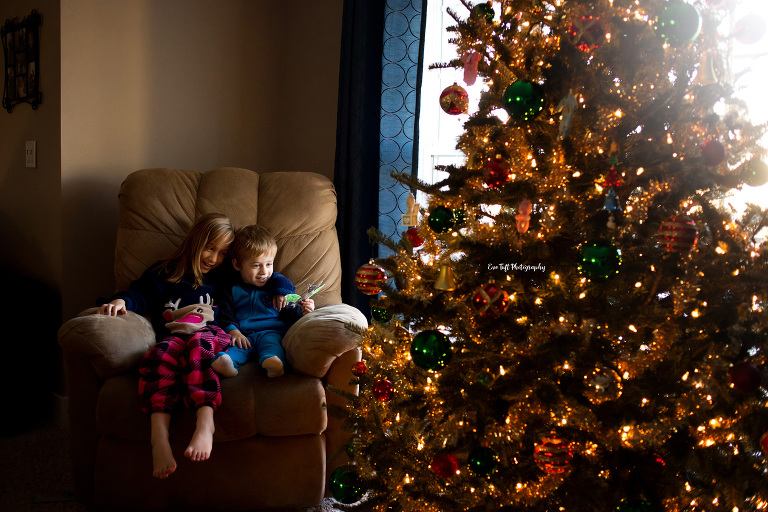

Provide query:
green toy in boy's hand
left=285, top=283, right=325, bottom=306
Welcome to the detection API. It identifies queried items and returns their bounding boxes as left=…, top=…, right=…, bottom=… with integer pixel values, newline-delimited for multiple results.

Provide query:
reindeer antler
left=164, top=298, right=182, bottom=311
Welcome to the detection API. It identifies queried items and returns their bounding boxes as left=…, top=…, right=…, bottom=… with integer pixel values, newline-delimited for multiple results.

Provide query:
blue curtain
left=334, top=0, right=427, bottom=313
left=378, top=0, right=427, bottom=257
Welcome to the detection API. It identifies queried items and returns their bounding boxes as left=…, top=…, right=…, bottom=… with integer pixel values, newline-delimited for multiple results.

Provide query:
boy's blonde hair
left=161, top=212, right=235, bottom=287
left=230, top=224, right=278, bottom=263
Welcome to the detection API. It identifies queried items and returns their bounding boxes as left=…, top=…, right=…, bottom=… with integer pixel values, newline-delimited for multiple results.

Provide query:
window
left=417, top=1, right=768, bottom=210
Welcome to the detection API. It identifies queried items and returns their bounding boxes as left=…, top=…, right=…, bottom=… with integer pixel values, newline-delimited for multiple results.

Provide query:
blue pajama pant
left=224, top=330, right=285, bottom=370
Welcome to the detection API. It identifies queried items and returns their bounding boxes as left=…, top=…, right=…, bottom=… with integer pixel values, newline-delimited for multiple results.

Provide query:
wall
left=60, top=0, right=343, bottom=319
left=0, top=0, right=61, bottom=292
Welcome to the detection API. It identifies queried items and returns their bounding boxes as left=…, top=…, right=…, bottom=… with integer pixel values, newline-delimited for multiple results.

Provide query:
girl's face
left=200, top=238, right=231, bottom=273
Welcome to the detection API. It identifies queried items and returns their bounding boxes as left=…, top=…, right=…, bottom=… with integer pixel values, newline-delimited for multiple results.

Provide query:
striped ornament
left=534, top=435, right=573, bottom=474
left=355, top=260, right=386, bottom=295
left=658, top=216, right=698, bottom=253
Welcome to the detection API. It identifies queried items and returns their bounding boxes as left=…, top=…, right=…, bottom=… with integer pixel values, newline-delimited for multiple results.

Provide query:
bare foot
left=150, top=412, right=176, bottom=479
left=184, top=406, right=215, bottom=462
left=262, top=356, right=284, bottom=377
left=151, top=438, right=177, bottom=479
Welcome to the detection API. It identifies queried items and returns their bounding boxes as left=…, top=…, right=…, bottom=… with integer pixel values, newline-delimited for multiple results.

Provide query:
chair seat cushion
left=96, top=363, right=327, bottom=443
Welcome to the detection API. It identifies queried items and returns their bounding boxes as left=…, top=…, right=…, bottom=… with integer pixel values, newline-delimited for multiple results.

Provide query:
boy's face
left=233, top=251, right=275, bottom=287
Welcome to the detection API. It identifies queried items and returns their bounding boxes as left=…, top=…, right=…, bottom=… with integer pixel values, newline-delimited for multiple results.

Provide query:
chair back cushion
left=114, top=167, right=342, bottom=307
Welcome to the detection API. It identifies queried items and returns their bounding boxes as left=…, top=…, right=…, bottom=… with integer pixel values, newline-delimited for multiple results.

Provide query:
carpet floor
left=0, top=417, right=347, bottom=512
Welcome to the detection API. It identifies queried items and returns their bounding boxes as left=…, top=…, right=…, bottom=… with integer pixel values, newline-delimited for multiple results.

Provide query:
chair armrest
left=58, top=308, right=156, bottom=379
left=283, top=304, right=368, bottom=378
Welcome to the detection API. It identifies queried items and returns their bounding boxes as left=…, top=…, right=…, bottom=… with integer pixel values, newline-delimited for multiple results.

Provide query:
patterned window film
left=378, top=0, right=427, bottom=257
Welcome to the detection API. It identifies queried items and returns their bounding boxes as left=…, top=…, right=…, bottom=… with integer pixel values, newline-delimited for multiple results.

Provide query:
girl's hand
left=300, top=299, right=315, bottom=315
left=229, top=329, right=251, bottom=349
left=97, top=299, right=127, bottom=316
left=273, top=294, right=287, bottom=311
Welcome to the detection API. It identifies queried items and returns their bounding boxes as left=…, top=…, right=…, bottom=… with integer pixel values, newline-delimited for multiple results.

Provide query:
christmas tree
left=333, top=1, right=768, bottom=510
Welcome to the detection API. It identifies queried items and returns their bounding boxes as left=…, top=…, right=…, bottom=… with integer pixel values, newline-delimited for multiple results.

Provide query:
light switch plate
left=25, top=141, right=36, bottom=168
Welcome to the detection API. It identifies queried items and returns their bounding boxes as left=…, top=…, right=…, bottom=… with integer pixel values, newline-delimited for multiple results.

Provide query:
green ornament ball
left=329, top=466, right=365, bottom=504
left=410, top=330, right=452, bottom=371
left=472, top=2, right=494, bottom=23
left=578, top=239, right=621, bottom=280
left=477, top=371, right=494, bottom=388
left=502, top=80, right=545, bottom=121
left=371, top=305, right=392, bottom=323
left=743, top=159, right=768, bottom=187
left=655, top=3, right=702, bottom=46
left=427, top=205, right=456, bottom=234
left=468, top=446, right=499, bottom=476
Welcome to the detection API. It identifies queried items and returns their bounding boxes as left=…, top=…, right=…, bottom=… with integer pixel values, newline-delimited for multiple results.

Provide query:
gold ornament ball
left=440, top=83, right=469, bottom=115
left=392, top=326, right=411, bottom=345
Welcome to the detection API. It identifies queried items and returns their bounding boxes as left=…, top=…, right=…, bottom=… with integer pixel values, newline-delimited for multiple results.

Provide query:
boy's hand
left=273, top=294, right=287, bottom=311
left=300, top=299, right=315, bottom=315
left=229, top=329, right=251, bottom=349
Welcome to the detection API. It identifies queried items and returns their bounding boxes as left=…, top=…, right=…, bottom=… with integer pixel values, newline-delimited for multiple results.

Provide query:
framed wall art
left=2, top=10, right=42, bottom=113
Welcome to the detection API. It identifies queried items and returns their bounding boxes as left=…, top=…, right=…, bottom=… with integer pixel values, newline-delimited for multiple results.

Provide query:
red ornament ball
left=760, top=431, right=768, bottom=454
left=355, top=260, right=387, bottom=295
left=431, top=453, right=460, bottom=479
left=440, top=83, right=469, bottom=115
left=701, top=138, right=726, bottom=166
left=734, top=15, right=766, bottom=45
left=568, top=15, right=604, bottom=51
left=405, top=226, right=424, bottom=248
left=471, top=283, right=510, bottom=318
left=729, top=362, right=762, bottom=392
left=534, top=434, right=573, bottom=473
left=351, top=361, right=368, bottom=377
left=372, top=379, right=394, bottom=401
left=483, top=157, right=512, bottom=189
left=658, top=216, right=698, bottom=253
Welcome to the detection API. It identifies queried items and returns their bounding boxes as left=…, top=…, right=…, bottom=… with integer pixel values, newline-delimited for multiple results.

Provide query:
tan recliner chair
left=58, top=167, right=367, bottom=511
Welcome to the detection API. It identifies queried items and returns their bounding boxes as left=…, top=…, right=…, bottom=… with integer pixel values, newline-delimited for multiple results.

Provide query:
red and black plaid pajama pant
left=138, top=325, right=232, bottom=414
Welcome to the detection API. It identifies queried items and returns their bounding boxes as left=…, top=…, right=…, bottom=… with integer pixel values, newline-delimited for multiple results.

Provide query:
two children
left=97, top=215, right=310, bottom=480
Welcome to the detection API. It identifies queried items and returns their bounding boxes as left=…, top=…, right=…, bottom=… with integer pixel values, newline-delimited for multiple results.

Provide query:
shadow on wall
left=0, top=268, right=62, bottom=436
left=0, top=211, right=64, bottom=435
left=61, top=177, right=120, bottom=320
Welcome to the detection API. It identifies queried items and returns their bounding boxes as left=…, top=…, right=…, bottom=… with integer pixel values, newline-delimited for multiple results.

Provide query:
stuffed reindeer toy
left=162, top=294, right=217, bottom=334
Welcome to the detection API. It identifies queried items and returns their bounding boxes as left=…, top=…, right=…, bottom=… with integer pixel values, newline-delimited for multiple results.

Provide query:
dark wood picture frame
left=2, top=10, right=42, bottom=113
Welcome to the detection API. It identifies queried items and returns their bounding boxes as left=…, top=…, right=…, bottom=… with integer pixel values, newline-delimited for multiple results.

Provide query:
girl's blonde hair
left=230, top=224, right=278, bottom=264
left=161, top=212, right=235, bottom=287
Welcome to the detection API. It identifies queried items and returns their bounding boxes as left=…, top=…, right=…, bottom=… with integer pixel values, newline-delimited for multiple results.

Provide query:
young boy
left=212, top=225, right=314, bottom=377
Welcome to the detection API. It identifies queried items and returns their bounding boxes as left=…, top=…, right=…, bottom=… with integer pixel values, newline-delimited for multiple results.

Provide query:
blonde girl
left=97, top=212, right=235, bottom=479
